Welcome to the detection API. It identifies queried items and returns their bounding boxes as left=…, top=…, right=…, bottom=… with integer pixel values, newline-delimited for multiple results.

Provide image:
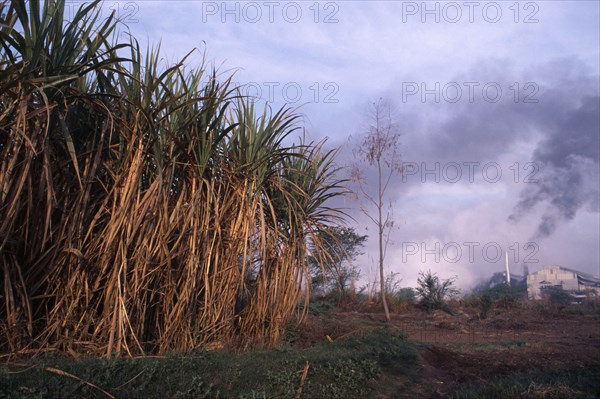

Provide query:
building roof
left=558, top=266, right=600, bottom=284
left=578, top=275, right=600, bottom=288
left=533, top=265, right=600, bottom=286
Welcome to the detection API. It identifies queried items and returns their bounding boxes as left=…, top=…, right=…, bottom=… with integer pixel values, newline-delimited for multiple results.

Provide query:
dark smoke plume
left=510, top=95, right=600, bottom=239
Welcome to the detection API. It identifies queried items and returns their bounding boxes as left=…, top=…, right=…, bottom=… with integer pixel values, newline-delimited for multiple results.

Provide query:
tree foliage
left=309, top=226, right=367, bottom=299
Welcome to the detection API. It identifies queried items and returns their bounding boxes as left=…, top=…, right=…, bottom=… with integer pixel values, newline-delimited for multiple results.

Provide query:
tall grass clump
left=0, top=0, right=345, bottom=356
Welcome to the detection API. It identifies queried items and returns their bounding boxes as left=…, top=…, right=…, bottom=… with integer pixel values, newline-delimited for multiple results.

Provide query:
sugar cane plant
left=0, top=0, right=345, bottom=356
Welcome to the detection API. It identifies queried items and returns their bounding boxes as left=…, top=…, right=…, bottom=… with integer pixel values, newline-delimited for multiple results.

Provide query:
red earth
left=290, top=301, right=600, bottom=395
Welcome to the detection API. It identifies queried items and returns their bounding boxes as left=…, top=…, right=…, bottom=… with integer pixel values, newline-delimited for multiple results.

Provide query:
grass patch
left=302, top=299, right=336, bottom=316
left=0, top=327, right=420, bottom=399
left=445, top=365, right=600, bottom=399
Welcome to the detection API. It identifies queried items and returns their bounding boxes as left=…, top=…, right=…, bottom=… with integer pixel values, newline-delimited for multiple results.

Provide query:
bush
left=543, top=287, right=573, bottom=308
left=416, top=270, right=459, bottom=313
left=468, top=283, right=527, bottom=318
left=479, top=294, right=495, bottom=318
left=395, top=288, right=417, bottom=304
left=384, top=272, right=410, bottom=310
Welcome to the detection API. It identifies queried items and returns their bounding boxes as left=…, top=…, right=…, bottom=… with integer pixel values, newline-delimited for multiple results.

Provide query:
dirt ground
left=292, top=302, right=600, bottom=394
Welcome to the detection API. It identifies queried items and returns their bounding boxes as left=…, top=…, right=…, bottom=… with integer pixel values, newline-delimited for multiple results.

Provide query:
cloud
left=123, top=1, right=599, bottom=287
left=335, top=58, right=599, bottom=287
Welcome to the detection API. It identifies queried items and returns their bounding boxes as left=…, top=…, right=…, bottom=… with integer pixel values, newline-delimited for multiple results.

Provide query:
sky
left=99, top=0, right=600, bottom=290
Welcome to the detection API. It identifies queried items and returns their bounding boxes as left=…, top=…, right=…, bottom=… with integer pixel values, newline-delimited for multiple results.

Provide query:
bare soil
left=292, top=302, right=600, bottom=395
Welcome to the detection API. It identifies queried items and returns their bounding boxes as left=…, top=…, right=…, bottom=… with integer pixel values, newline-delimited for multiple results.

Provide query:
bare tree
left=351, top=98, right=402, bottom=322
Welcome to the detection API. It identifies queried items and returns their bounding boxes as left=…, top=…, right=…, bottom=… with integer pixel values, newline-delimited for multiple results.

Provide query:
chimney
left=505, top=251, right=511, bottom=286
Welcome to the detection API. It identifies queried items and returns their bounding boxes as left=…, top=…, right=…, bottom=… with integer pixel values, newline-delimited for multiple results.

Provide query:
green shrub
left=382, top=272, right=417, bottom=311
left=543, top=287, right=573, bottom=308
left=396, top=288, right=417, bottom=304
left=467, top=283, right=527, bottom=318
left=416, top=270, right=459, bottom=313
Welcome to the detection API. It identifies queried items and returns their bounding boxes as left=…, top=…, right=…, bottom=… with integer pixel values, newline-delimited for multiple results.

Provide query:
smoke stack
left=505, top=251, right=511, bottom=286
